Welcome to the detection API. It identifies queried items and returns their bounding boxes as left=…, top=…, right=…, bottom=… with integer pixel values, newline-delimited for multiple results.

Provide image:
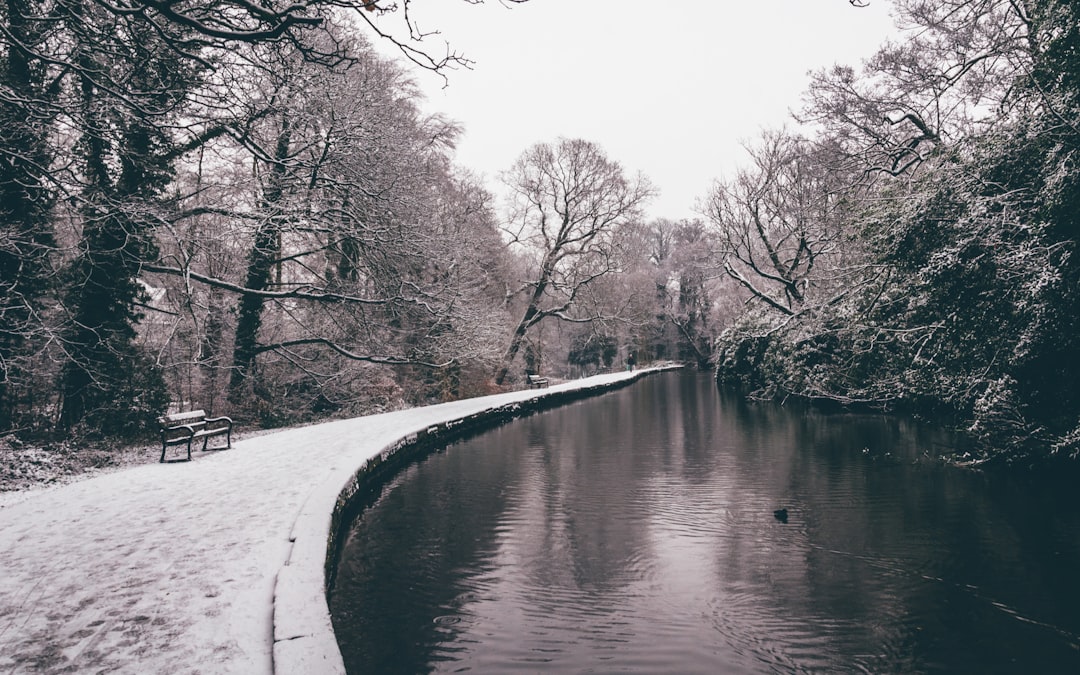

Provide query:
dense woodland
left=712, top=0, right=1080, bottom=466
left=0, top=1, right=1077, bottom=467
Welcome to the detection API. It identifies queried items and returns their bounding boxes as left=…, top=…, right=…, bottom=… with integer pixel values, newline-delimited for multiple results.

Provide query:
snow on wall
left=271, top=366, right=681, bottom=674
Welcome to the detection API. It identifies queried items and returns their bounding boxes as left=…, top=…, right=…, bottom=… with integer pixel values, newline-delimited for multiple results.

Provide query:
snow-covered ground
left=0, top=368, right=671, bottom=674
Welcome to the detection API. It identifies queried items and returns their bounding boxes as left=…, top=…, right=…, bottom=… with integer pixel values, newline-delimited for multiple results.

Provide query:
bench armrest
left=203, top=415, right=233, bottom=428
left=164, top=423, right=199, bottom=437
left=162, top=423, right=200, bottom=440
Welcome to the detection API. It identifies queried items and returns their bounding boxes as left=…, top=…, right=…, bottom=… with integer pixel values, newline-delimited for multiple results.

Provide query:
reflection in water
left=330, top=372, right=1080, bottom=674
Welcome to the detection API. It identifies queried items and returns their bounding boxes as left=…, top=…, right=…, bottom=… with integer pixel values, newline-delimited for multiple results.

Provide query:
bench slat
left=162, top=410, right=206, bottom=424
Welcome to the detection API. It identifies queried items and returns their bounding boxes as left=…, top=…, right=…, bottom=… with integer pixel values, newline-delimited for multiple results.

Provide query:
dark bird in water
left=773, top=508, right=788, bottom=523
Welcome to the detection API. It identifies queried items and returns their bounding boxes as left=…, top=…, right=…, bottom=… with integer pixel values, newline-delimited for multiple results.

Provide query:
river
left=329, top=371, right=1080, bottom=673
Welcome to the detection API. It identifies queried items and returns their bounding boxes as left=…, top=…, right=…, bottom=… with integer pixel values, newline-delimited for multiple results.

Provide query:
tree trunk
left=494, top=305, right=539, bottom=385
left=494, top=250, right=558, bottom=385
left=228, top=114, right=291, bottom=401
left=201, top=286, right=227, bottom=411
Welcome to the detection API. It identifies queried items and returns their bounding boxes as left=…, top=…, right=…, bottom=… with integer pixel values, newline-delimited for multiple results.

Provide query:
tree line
left=0, top=1, right=715, bottom=441
left=711, top=0, right=1080, bottom=465
left=3, top=1, right=1075, bottom=467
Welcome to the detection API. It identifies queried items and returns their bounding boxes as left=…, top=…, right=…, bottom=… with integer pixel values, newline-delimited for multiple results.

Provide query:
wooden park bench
left=158, top=410, right=233, bottom=463
left=525, top=370, right=549, bottom=388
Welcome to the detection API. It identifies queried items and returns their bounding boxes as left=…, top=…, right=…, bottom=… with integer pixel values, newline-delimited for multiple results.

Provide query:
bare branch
left=143, top=264, right=391, bottom=305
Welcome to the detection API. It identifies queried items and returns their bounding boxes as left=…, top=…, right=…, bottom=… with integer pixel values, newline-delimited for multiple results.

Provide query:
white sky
left=370, top=0, right=898, bottom=221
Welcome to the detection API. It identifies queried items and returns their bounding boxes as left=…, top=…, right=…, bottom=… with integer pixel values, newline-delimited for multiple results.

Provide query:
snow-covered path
left=0, top=369, right=663, bottom=674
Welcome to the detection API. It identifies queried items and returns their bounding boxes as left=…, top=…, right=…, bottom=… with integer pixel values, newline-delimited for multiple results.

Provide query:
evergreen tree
left=59, top=8, right=193, bottom=432
left=0, top=0, right=57, bottom=430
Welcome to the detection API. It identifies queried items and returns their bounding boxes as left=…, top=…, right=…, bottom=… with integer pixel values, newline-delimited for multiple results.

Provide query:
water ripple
left=331, top=373, right=1080, bottom=674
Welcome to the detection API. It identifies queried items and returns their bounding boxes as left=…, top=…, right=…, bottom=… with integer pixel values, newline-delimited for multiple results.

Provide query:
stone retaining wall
left=272, top=366, right=680, bottom=674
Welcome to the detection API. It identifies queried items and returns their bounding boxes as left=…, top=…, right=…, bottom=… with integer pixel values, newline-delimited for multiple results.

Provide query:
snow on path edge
left=271, top=366, right=679, bottom=674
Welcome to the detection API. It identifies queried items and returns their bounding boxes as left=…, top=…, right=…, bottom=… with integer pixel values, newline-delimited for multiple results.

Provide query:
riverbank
left=0, top=366, right=676, bottom=674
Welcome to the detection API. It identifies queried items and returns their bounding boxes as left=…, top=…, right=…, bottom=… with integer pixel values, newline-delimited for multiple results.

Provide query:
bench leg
left=201, top=430, right=232, bottom=452
left=160, top=442, right=167, bottom=463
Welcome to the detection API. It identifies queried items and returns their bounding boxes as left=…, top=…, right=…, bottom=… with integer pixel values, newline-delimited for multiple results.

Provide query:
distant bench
left=158, top=410, right=233, bottom=463
left=525, top=371, right=549, bottom=388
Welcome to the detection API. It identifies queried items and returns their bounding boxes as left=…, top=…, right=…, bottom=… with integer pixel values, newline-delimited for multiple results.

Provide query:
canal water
left=329, top=371, right=1080, bottom=673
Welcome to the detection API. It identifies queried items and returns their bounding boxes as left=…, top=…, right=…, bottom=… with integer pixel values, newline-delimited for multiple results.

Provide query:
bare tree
left=704, top=131, right=853, bottom=316
left=804, top=0, right=1034, bottom=177
left=143, top=30, right=512, bottom=415
left=0, top=0, right=534, bottom=434
left=664, top=219, right=720, bottom=367
left=494, top=138, right=654, bottom=384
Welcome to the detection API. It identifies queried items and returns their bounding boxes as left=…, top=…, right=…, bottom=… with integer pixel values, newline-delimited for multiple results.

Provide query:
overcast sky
left=370, top=0, right=899, bottom=221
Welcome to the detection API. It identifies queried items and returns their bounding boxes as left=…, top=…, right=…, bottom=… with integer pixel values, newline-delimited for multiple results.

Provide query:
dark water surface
left=329, top=372, right=1080, bottom=673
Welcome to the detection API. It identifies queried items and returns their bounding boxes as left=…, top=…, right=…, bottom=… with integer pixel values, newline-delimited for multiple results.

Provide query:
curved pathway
left=0, top=370, right=656, bottom=674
